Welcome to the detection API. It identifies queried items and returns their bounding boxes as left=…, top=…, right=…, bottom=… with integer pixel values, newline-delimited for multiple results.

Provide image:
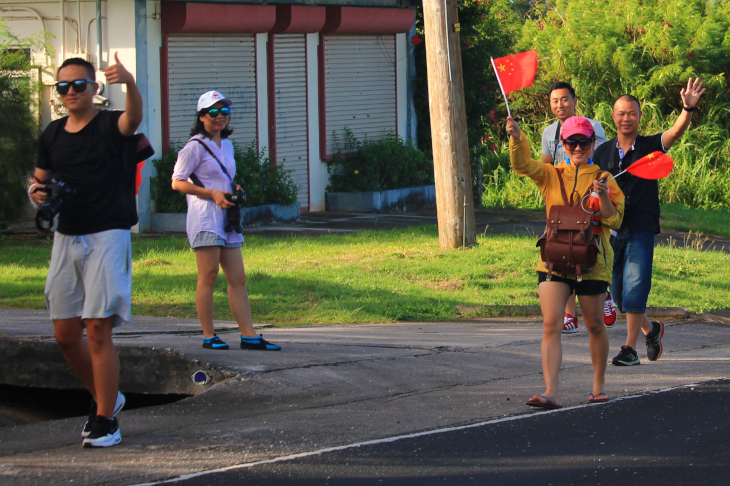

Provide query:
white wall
left=0, top=0, right=139, bottom=127
left=307, top=32, right=326, bottom=212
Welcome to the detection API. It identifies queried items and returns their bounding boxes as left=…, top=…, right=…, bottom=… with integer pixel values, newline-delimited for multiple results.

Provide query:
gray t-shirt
left=541, top=117, right=607, bottom=164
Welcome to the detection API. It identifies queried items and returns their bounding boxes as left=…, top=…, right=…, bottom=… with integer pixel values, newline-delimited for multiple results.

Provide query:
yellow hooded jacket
left=509, top=135, right=625, bottom=284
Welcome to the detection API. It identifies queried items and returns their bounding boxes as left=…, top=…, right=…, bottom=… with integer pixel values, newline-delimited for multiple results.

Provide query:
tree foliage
left=513, top=0, right=730, bottom=124
left=0, top=23, right=41, bottom=227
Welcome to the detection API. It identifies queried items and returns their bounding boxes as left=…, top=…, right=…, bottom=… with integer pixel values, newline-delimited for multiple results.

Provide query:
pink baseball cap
left=197, top=90, right=232, bottom=112
left=561, top=116, right=594, bottom=139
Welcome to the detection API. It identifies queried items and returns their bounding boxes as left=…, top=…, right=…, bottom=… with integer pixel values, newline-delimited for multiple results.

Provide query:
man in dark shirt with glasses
left=593, top=79, right=705, bottom=367
left=29, top=54, right=143, bottom=447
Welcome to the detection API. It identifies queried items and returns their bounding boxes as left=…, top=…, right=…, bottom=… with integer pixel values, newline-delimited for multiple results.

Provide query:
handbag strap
left=191, top=138, right=234, bottom=183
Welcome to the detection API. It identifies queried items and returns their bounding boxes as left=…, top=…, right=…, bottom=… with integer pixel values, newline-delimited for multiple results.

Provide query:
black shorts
left=537, top=272, right=608, bottom=296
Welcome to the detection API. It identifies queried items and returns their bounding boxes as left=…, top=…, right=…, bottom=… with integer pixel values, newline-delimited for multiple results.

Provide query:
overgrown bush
left=326, top=129, right=433, bottom=193
left=0, top=24, right=42, bottom=227
left=150, top=141, right=299, bottom=213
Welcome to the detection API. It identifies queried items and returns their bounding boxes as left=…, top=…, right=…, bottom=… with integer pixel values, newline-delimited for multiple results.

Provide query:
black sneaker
left=612, top=345, right=640, bottom=366
left=645, top=321, right=665, bottom=361
left=203, top=335, right=229, bottom=350
left=82, top=416, right=121, bottom=448
left=240, top=335, right=281, bottom=351
left=82, top=391, right=126, bottom=437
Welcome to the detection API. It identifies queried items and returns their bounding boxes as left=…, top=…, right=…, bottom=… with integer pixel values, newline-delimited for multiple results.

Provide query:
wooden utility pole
left=423, top=0, right=476, bottom=248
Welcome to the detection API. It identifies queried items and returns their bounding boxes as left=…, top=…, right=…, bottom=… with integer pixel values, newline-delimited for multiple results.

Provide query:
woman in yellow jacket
left=506, top=115, right=625, bottom=409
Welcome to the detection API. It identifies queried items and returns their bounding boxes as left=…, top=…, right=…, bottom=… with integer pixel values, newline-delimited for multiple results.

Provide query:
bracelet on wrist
left=682, top=106, right=696, bottom=112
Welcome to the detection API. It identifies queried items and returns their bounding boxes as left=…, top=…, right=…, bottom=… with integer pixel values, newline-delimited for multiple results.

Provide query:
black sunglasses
left=206, top=107, right=231, bottom=118
left=562, top=137, right=594, bottom=150
left=55, top=79, right=95, bottom=95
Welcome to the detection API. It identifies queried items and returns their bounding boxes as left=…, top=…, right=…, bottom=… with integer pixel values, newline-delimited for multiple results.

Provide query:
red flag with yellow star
left=627, top=151, right=674, bottom=179
left=492, top=50, right=537, bottom=94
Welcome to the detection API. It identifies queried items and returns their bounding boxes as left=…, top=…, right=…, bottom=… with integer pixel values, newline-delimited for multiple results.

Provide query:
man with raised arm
left=28, top=54, right=143, bottom=447
left=594, top=78, right=705, bottom=366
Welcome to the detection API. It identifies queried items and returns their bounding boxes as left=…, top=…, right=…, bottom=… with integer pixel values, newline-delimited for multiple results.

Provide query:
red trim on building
left=321, top=6, right=414, bottom=35
left=268, top=35, right=277, bottom=165
left=271, top=5, right=326, bottom=34
left=161, top=2, right=276, bottom=35
left=160, top=35, right=170, bottom=154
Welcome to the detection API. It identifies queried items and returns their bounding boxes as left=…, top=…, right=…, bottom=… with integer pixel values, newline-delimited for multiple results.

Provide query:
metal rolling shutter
left=168, top=35, right=257, bottom=149
left=274, top=34, right=308, bottom=208
left=324, top=35, right=396, bottom=155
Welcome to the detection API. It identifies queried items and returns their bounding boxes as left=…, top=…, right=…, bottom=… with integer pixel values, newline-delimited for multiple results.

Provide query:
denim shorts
left=191, top=231, right=243, bottom=250
left=612, top=232, right=654, bottom=313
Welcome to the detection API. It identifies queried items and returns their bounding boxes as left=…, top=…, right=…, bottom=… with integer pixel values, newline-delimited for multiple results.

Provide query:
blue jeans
left=612, top=232, right=654, bottom=313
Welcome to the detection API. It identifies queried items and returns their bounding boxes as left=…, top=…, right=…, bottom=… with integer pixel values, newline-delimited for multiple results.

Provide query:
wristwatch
left=682, top=106, right=696, bottom=112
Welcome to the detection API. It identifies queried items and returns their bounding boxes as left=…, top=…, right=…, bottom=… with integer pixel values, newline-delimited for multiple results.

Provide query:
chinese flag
left=627, top=152, right=674, bottom=179
left=493, top=50, right=537, bottom=94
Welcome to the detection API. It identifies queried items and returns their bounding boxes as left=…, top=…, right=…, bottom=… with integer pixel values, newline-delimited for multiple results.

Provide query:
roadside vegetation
left=412, top=0, right=730, bottom=211
left=2, top=216, right=728, bottom=325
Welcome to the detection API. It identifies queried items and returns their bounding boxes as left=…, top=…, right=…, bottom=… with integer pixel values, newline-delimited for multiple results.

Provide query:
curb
left=456, top=305, right=691, bottom=319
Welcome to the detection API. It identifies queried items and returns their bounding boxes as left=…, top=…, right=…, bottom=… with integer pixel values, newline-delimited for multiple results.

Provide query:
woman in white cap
left=506, top=115, right=624, bottom=408
left=171, top=91, right=280, bottom=351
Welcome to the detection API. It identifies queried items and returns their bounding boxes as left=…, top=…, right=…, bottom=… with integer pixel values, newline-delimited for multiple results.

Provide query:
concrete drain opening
left=0, top=338, right=229, bottom=427
left=0, top=385, right=190, bottom=427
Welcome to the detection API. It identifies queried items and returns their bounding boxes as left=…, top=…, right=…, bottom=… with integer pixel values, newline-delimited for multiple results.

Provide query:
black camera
left=35, top=179, right=77, bottom=232
left=223, top=187, right=246, bottom=234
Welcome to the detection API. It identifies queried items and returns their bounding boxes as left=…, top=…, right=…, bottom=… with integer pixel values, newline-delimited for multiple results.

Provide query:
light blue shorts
left=191, top=231, right=243, bottom=250
left=45, top=229, right=132, bottom=327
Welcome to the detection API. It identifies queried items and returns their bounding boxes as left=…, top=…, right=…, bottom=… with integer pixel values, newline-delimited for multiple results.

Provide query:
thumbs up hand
left=103, top=52, right=135, bottom=85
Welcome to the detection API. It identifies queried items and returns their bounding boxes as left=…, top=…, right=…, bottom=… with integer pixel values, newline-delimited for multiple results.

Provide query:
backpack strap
left=555, top=167, right=571, bottom=206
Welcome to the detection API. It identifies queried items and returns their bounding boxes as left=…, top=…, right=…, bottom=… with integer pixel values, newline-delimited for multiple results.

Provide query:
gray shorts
left=191, top=231, right=243, bottom=250
left=45, top=229, right=132, bottom=327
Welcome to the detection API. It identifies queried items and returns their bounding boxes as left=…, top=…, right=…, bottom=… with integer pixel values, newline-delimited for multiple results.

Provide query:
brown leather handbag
left=537, top=168, right=599, bottom=282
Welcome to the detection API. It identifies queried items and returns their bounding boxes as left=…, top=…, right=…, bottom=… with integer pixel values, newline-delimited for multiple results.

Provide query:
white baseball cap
left=197, top=90, right=232, bottom=112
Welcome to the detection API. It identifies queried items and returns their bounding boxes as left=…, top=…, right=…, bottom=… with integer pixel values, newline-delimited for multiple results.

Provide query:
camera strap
left=552, top=121, right=561, bottom=160
left=190, top=138, right=234, bottom=189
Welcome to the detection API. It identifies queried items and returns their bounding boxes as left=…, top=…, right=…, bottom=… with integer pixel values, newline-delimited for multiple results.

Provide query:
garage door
left=168, top=35, right=258, bottom=150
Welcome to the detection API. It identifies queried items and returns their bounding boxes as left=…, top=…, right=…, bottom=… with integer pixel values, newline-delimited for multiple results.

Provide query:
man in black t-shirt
left=29, top=55, right=143, bottom=447
left=593, top=79, right=705, bottom=367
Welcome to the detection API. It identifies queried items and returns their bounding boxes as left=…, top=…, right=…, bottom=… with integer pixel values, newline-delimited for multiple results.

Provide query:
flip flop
left=526, top=395, right=562, bottom=410
left=588, top=392, right=609, bottom=403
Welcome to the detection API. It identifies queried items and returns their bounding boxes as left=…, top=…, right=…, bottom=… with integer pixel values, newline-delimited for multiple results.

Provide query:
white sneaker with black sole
left=82, top=391, right=126, bottom=437
left=82, top=416, right=121, bottom=448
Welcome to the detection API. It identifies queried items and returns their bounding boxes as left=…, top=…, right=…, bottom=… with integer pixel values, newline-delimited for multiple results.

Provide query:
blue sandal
left=588, top=392, right=609, bottom=403
left=526, top=395, right=562, bottom=409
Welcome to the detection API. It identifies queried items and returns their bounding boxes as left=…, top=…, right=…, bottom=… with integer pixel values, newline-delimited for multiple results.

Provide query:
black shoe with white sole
left=82, top=416, right=121, bottom=448
left=82, top=391, right=126, bottom=437
left=612, top=345, right=640, bottom=366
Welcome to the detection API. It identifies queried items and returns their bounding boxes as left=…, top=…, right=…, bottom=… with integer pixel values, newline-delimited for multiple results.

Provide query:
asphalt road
left=163, top=379, right=730, bottom=486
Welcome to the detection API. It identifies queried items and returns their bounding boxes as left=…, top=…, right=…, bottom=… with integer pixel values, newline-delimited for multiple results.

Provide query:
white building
left=1, top=0, right=418, bottom=230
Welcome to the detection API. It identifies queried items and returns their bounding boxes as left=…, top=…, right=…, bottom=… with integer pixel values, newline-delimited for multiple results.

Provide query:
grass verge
left=1, top=225, right=728, bottom=325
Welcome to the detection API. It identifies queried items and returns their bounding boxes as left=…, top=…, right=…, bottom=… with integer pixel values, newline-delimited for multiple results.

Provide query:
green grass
left=660, top=204, right=730, bottom=238
left=1, top=226, right=728, bottom=325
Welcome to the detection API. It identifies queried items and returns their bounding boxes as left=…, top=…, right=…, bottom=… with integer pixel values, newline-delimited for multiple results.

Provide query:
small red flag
left=135, top=161, right=145, bottom=195
left=627, top=151, right=674, bottom=179
left=493, top=50, right=537, bottom=94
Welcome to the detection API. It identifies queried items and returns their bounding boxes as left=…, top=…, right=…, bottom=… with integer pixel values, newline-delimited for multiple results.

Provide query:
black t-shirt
left=36, top=110, right=138, bottom=235
left=594, top=133, right=665, bottom=236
